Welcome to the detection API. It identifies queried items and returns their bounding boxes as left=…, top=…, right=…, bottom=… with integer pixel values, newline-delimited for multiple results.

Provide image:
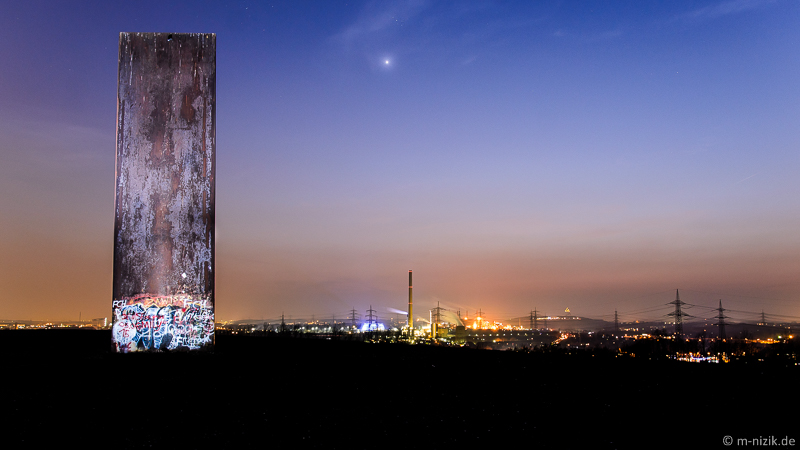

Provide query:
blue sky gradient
left=1, top=1, right=798, bottom=323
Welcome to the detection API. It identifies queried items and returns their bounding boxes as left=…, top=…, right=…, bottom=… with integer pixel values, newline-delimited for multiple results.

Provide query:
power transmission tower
left=614, top=309, right=620, bottom=335
left=476, top=309, right=484, bottom=329
left=433, top=302, right=443, bottom=325
left=667, top=289, right=691, bottom=336
left=349, top=308, right=360, bottom=329
left=759, top=310, right=767, bottom=326
left=716, top=300, right=728, bottom=340
left=365, top=305, right=377, bottom=331
left=530, top=308, right=539, bottom=331
left=430, top=302, right=445, bottom=341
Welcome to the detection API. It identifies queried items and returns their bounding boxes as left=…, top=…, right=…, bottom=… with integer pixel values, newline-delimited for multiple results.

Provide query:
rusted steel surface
left=112, top=32, right=215, bottom=352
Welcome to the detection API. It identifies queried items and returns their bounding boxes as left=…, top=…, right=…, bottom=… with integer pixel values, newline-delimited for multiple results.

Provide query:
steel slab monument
left=112, top=33, right=216, bottom=352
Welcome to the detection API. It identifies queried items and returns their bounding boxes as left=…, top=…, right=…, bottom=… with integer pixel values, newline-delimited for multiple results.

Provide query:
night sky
left=1, top=1, right=798, bottom=324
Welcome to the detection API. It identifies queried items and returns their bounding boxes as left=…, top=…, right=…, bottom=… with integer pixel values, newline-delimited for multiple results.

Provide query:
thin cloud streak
left=333, top=0, right=430, bottom=45
left=685, top=0, right=776, bottom=20
left=735, top=172, right=759, bottom=184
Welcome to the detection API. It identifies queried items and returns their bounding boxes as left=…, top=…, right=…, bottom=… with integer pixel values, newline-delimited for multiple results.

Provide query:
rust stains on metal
left=112, top=33, right=215, bottom=351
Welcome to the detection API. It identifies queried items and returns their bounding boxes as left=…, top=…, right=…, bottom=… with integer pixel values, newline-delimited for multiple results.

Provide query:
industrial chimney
left=408, top=270, right=413, bottom=338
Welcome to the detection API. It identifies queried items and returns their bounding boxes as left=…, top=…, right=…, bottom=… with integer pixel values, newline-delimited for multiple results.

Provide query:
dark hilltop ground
left=2, top=330, right=796, bottom=449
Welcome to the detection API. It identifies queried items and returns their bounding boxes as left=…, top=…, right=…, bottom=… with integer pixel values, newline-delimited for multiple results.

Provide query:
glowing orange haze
left=1, top=189, right=798, bottom=322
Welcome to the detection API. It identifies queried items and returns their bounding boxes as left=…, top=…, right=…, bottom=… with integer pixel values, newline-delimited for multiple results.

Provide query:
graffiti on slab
left=112, top=294, right=214, bottom=352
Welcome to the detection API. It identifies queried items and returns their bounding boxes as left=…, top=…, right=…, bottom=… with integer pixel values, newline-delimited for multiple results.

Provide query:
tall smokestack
left=408, top=270, right=413, bottom=337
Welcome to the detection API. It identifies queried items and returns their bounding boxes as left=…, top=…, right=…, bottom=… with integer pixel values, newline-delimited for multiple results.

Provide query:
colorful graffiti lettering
left=112, top=294, right=214, bottom=352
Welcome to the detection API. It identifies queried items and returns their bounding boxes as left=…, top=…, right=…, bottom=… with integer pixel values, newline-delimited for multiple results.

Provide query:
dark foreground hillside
left=1, top=330, right=795, bottom=449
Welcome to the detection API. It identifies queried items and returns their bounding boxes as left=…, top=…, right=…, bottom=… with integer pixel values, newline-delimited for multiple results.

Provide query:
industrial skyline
left=1, top=1, right=799, bottom=322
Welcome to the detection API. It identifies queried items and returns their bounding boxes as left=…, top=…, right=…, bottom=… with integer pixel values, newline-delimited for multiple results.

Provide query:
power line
left=680, top=288, right=794, bottom=304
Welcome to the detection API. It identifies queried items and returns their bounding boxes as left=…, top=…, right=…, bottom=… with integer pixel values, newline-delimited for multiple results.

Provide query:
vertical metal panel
left=112, top=32, right=215, bottom=352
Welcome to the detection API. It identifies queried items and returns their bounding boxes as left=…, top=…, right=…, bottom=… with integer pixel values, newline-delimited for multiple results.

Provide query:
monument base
left=112, top=294, right=214, bottom=352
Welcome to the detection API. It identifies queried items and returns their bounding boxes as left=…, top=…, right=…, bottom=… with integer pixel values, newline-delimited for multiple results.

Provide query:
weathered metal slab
left=112, top=32, right=215, bottom=352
